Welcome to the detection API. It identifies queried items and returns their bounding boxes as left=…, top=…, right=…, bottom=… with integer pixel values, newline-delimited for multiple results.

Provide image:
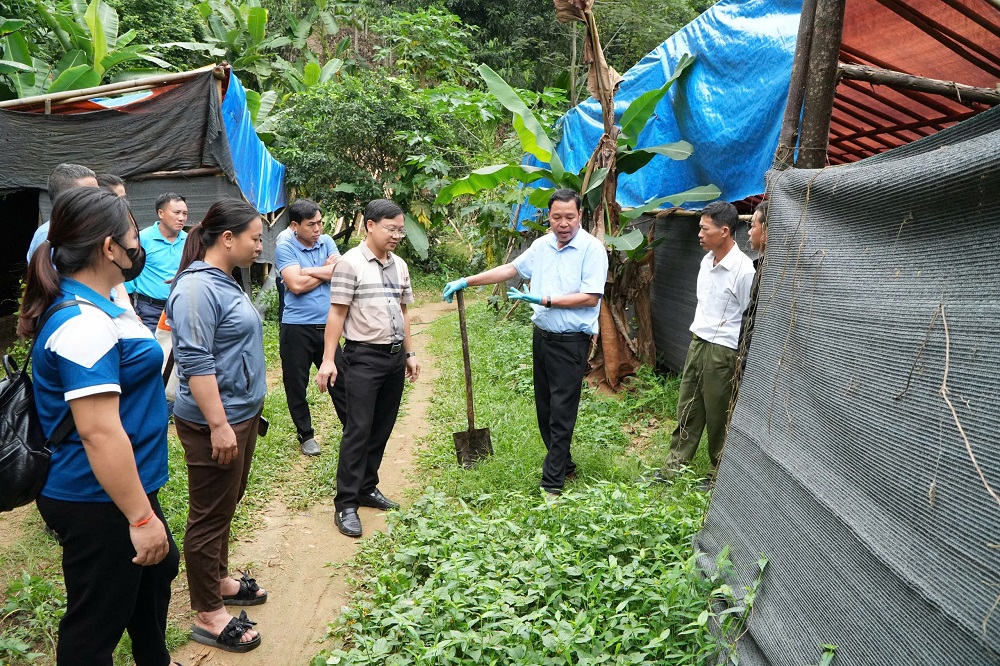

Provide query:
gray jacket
left=166, top=261, right=266, bottom=425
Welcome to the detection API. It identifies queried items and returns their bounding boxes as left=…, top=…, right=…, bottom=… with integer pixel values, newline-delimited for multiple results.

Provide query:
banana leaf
left=477, top=63, right=554, bottom=163
left=616, top=141, right=693, bottom=174
left=618, top=53, right=694, bottom=149
left=436, top=164, right=551, bottom=205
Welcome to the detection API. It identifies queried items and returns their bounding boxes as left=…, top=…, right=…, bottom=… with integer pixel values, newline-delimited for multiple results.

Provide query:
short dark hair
left=288, top=199, right=322, bottom=224
left=155, top=192, right=186, bottom=212
left=364, top=199, right=404, bottom=229
left=96, top=173, right=125, bottom=190
left=48, top=163, right=96, bottom=201
left=754, top=199, right=769, bottom=226
left=548, top=188, right=582, bottom=211
left=702, top=201, right=739, bottom=236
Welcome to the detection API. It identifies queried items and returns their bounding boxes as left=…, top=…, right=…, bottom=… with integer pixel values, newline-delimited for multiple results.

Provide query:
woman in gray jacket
left=166, top=198, right=267, bottom=653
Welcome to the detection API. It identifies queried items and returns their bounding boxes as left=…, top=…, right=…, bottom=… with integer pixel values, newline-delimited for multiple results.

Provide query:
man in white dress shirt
left=657, top=201, right=755, bottom=479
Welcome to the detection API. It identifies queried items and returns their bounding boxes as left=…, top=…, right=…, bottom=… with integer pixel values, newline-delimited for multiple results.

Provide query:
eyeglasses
left=376, top=222, right=407, bottom=237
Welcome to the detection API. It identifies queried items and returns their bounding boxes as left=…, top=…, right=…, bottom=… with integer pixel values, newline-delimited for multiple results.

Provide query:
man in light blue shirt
left=126, top=192, right=188, bottom=332
left=442, top=189, right=609, bottom=495
left=275, top=199, right=344, bottom=456
left=26, top=164, right=98, bottom=263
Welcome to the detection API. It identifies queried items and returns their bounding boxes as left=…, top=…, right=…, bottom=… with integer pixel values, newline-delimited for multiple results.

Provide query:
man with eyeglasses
left=316, top=199, right=420, bottom=538
left=442, top=189, right=609, bottom=497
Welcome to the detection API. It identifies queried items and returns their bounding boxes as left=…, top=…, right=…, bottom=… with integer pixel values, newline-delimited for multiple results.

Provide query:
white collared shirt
left=689, top=244, right=756, bottom=350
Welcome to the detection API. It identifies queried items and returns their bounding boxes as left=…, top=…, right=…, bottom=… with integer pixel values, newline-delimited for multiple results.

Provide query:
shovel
left=453, top=291, right=493, bottom=467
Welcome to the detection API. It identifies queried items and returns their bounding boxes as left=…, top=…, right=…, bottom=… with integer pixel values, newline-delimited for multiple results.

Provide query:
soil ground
left=171, top=299, right=453, bottom=665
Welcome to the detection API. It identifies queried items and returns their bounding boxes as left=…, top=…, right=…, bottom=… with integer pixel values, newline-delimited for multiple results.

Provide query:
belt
left=534, top=326, right=591, bottom=342
left=345, top=339, right=404, bottom=354
left=134, top=293, right=166, bottom=307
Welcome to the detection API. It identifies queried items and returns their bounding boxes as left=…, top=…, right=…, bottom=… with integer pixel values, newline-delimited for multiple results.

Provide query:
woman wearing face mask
left=166, top=198, right=267, bottom=653
left=20, top=187, right=180, bottom=666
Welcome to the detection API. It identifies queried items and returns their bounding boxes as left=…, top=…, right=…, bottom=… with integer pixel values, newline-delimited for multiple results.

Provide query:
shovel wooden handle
left=456, top=291, right=476, bottom=431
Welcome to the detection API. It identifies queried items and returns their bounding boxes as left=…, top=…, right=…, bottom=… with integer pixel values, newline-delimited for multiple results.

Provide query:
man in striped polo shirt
left=316, top=199, right=420, bottom=538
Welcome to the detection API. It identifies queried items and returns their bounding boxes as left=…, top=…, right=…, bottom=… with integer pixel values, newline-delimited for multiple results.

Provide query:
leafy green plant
left=370, top=7, right=476, bottom=88
left=313, top=482, right=718, bottom=665
left=273, top=73, right=466, bottom=259
left=0, top=572, right=66, bottom=663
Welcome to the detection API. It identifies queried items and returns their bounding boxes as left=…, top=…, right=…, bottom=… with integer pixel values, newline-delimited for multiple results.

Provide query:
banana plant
left=195, top=0, right=291, bottom=88
left=31, top=0, right=173, bottom=93
left=436, top=56, right=713, bottom=224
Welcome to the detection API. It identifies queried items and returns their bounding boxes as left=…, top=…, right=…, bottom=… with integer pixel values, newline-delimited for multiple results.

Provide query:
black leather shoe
left=359, top=488, right=400, bottom=511
left=335, top=508, right=362, bottom=537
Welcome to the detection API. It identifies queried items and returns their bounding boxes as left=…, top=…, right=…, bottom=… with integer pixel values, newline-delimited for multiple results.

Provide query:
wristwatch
left=405, top=351, right=417, bottom=358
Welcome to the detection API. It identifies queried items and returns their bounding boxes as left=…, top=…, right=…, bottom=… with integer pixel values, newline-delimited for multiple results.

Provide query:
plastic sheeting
left=520, top=0, right=800, bottom=222
left=0, top=72, right=235, bottom=194
left=696, top=105, right=1000, bottom=665
left=220, top=74, right=287, bottom=214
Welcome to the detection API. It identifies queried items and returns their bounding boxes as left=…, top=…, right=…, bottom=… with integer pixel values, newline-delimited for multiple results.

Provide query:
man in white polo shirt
left=657, top=201, right=755, bottom=480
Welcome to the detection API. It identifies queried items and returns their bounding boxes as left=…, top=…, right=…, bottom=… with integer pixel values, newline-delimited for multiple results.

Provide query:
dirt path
left=173, top=300, right=454, bottom=666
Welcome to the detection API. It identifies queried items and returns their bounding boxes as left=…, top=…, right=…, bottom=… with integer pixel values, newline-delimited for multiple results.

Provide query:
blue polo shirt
left=511, top=228, right=609, bottom=335
left=33, top=278, right=169, bottom=502
left=275, top=234, right=339, bottom=325
left=125, top=223, right=187, bottom=300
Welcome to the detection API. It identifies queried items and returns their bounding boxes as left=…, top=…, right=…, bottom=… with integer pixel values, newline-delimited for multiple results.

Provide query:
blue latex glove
left=507, top=286, right=542, bottom=305
left=442, top=277, right=468, bottom=303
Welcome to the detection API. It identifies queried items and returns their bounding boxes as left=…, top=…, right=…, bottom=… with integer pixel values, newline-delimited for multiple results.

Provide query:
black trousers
left=279, top=323, right=348, bottom=441
left=334, top=342, right=405, bottom=511
left=532, top=327, right=590, bottom=492
left=36, top=492, right=179, bottom=666
left=132, top=297, right=164, bottom=335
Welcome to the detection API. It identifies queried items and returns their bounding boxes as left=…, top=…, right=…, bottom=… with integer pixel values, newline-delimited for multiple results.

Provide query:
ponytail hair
left=18, top=187, right=132, bottom=338
left=174, top=198, right=261, bottom=281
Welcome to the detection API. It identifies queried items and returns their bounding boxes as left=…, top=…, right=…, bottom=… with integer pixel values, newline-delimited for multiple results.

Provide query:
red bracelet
left=131, top=511, right=155, bottom=528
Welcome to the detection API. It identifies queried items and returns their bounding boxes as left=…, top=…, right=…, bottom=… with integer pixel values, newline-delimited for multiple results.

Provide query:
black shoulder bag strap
left=30, top=300, right=110, bottom=448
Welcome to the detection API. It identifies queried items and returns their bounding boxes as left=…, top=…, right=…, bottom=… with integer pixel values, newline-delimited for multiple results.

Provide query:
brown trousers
left=175, top=411, right=261, bottom=612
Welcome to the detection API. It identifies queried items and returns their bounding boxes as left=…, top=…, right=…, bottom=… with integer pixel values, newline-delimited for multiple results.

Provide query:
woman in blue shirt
left=167, top=198, right=267, bottom=653
left=19, top=187, right=180, bottom=666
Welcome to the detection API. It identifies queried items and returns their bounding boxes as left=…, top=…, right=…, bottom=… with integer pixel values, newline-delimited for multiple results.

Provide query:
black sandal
left=190, top=611, right=261, bottom=653
left=221, top=571, right=267, bottom=606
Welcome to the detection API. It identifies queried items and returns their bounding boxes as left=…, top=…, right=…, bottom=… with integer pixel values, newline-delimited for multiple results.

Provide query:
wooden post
left=774, top=0, right=819, bottom=169
left=796, top=0, right=848, bottom=169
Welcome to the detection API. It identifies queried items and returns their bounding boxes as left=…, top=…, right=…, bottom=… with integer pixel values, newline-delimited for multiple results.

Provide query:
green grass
left=312, top=301, right=724, bottom=665
left=413, top=302, right=711, bottom=502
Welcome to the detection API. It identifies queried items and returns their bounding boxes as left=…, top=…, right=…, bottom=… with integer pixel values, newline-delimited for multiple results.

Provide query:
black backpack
left=0, top=300, right=98, bottom=511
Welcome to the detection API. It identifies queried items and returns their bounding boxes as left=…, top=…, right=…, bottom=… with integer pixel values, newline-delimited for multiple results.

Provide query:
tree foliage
left=272, top=73, right=461, bottom=254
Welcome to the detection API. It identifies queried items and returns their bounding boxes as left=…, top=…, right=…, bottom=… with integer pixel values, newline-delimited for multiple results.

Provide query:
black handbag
left=0, top=300, right=93, bottom=511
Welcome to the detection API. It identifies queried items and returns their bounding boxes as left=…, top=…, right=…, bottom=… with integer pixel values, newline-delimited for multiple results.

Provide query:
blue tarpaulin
left=221, top=74, right=287, bottom=214
left=522, top=0, right=800, bottom=221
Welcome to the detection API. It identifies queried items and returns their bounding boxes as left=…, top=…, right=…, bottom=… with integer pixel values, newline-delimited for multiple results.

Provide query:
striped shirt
left=329, top=242, right=413, bottom=343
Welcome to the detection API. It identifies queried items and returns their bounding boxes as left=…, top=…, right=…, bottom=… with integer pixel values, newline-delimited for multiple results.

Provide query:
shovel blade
left=453, top=428, right=493, bottom=468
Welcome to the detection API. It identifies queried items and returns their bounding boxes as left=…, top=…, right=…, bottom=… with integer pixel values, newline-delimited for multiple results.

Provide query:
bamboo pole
left=774, top=0, right=819, bottom=169
left=130, top=167, right=225, bottom=181
left=796, top=0, right=848, bottom=168
left=0, top=64, right=224, bottom=110
left=838, top=63, right=1000, bottom=106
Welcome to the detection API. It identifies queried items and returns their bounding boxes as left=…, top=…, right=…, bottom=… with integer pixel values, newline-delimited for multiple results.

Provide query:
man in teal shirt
left=127, top=192, right=188, bottom=332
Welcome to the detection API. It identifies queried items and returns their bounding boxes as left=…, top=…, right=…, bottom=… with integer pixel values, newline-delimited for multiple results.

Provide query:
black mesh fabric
left=0, top=72, right=235, bottom=194
left=696, top=105, right=1000, bottom=665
